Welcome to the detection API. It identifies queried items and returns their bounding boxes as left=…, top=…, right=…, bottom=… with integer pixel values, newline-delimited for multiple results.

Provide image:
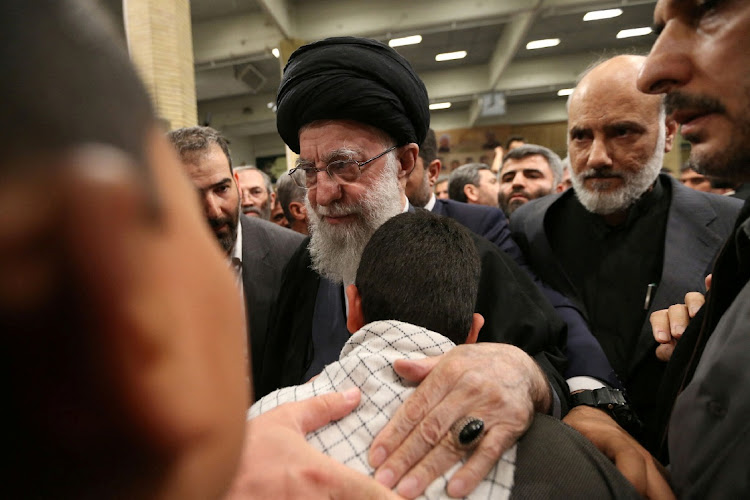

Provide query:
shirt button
left=707, top=400, right=727, bottom=418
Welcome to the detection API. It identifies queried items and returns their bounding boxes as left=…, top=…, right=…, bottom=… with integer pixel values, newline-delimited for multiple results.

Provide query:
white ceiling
left=189, top=0, right=658, bottom=159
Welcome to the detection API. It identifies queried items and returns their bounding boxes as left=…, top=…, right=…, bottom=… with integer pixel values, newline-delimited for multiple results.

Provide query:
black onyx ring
left=450, top=416, right=485, bottom=450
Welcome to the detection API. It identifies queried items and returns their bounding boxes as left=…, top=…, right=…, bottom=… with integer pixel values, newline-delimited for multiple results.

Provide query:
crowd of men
left=7, top=0, right=750, bottom=498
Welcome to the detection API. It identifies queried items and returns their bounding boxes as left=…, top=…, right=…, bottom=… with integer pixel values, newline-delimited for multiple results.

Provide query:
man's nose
left=204, top=195, right=223, bottom=218
left=637, top=21, right=692, bottom=95
left=587, top=138, right=613, bottom=170
left=313, top=169, right=343, bottom=206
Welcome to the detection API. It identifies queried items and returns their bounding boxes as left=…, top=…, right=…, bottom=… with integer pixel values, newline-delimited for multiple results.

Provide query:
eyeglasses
left=289, top=146, right=397, bottom=189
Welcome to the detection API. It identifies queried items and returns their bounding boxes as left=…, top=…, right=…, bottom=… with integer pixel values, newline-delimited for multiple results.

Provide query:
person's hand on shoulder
left=226, top=389, right=399, bottom=500
left=368, top=343, right=550, bottom=499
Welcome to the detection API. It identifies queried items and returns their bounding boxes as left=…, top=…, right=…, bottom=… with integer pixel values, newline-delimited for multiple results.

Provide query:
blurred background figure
left=235, top=165, right=274, bottom=220
left=448, top=163, right=499, bottom=208
left=275, top=169, right=310, bottom=234
left=498, top=144, right=565, bottom=217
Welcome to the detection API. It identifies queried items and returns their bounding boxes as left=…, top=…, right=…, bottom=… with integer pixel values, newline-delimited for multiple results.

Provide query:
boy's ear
left=465, top=313, right=484, bottom=344
left=345, top=284, right=365, bottom=334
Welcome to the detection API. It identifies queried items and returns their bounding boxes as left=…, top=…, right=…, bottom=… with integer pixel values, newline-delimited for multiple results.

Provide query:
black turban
left=276, top=37, right=430, bottom=154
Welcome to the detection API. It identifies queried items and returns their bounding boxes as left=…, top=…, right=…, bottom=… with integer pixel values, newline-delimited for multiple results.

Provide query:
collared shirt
left=424, top=193, right=437, bottom=212
left=547, top=179, right=671, bottom=379
left=230, top=221, right=244, bottom=291
left=250, top=320, right=515, bottom=499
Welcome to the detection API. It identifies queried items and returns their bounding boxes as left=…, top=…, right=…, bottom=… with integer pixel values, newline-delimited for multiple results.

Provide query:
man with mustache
left=510, top=55, right=741, bottom=461
left=564, top=2, right=750, bottom=497
left=168, top=126, right=304, bottom=395
left=498, top=144, right=565, bottom=217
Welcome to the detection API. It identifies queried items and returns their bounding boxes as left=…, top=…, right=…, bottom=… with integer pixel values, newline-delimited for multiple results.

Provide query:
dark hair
left=355, top=211, right=480, bottom=344
left=0, top=0, right=154, bottom=169
left=505, top=135, right=525, bottom=150
left=167, top=126, right=233, bottom=171
left=419, top=128, right=438, bottom=165
left=502, top=144, right=564, bottom=185
left=448, top=163, right=491, bottom=203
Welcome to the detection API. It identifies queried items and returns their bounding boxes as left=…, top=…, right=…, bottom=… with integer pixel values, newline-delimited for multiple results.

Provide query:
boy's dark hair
left=355, top=211, right=481, bottom=344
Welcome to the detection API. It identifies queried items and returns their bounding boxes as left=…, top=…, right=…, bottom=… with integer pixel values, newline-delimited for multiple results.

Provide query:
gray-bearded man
left=510, top=55, right=741, bottom=459
left=258, top=36, right=614, bottom=499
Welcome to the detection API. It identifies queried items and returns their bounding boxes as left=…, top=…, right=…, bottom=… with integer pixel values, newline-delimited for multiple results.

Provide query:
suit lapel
left=630, top=177, right=722, bottom=373
left=524, top=192, right=587, bottom=315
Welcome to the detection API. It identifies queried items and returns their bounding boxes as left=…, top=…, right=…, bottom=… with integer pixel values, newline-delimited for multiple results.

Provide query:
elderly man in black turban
left=254, top=37, right=624, bottom=499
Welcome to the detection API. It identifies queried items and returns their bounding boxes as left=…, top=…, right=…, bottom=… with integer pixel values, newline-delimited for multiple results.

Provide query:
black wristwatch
left=569, top=388, right=643, bottom=436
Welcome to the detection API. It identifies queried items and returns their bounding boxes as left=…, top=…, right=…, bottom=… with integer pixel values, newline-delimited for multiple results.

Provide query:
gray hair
left=448, top=163, right=491, bottom=203
left=167, top=126, right=233, bottom=170
left=235, top=165, right=272, bottom=194
left=502, top=144, right=564, bottom=186
left=276, top=170, right=306, bottom=222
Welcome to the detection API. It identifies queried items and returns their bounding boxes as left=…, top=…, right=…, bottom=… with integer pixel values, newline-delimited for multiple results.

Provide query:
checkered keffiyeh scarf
left=249, top=320, right=515, bottom=499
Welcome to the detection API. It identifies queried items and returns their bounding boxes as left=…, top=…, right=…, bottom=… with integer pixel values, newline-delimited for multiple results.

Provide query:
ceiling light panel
left=526, top=38, right=560, bottom=50
left=429, top=102, right=452, bottom=110
left=557, top=88, right=574, bottom=96
left=435, top=51, right=467, bottom=62
left=389, top=35, right=422, bottom=47
left=617, top=27, right=653, bottom=39
left=583, top=9, right=623, bottom=21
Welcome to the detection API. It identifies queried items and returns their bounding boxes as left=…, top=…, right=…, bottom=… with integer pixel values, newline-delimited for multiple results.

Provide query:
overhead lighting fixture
left=389, top=35, right=422, bottom=48
left=617, top=27, right=653, bottom=39
left=429, top=102, right=452, bottom=110
left=526, top=38, right=560, bottom=50
left=271, top=48, right=280, bottom=58
left=557, top=88, right=574, bottom=97
left=583, top=8, right=622, bottom=21
left=435, top=51, right=467, bottom=62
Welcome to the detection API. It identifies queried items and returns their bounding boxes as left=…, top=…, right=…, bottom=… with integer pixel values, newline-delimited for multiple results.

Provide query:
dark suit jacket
left=239, top=214, right=305, bottom=394
left=510, top=174, right=742, bottom=449
left=432, top=198, right=620, bottom=388
left=259, top=229, right=570, bottom=413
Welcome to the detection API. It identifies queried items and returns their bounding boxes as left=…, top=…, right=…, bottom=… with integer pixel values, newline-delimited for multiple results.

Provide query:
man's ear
left=465, top=313, right=484, bottom=344
left=464, top=183, right=479, bottom=203
left=555, top=182, right=565, bottom=193
left=664, top=116, right=678, bottom=153
left=269, top=191, right=277, bottom=207
left=345, top=284, right=365, bottom=334
left=288, top=201, right=307, bottom=221
left=427, top=159, right=441, bottom=188
left=396, top=143, right=419, bottom=180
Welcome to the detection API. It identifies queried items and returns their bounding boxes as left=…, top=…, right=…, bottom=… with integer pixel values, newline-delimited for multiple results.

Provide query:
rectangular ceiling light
left=429, top=102, right=452, bottom=110
left=583, top=8, right=623, bottom=21
left=389, top=35, right=422, bottom=48
left=557, top=88, right=574, bottom=96
left=435, top=51, right=467, bottom=62
left=526, top=38, right=560, bottom=50
left=617, top=27, right=653, bottom=39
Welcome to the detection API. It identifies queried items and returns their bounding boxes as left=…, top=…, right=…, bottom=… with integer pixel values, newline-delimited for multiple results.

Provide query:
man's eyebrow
left=297, top=148, right=361, bottom=167
left=199, top=177, right=233, bottom=193
left=569, top=125, right=590, bottom=136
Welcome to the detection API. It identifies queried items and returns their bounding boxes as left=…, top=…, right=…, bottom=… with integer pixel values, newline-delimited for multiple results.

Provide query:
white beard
left=306, top=154, right=404, bottom=285
left=572, top=123, right=666, bottom=215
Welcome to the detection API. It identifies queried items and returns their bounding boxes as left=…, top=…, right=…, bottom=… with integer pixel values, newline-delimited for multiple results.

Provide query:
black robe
left=258, top=231, right=570, bottom=413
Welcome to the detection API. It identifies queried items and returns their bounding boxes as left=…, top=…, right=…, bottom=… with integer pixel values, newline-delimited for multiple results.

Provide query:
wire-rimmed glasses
left=288, top=146, right=397, bottom=189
